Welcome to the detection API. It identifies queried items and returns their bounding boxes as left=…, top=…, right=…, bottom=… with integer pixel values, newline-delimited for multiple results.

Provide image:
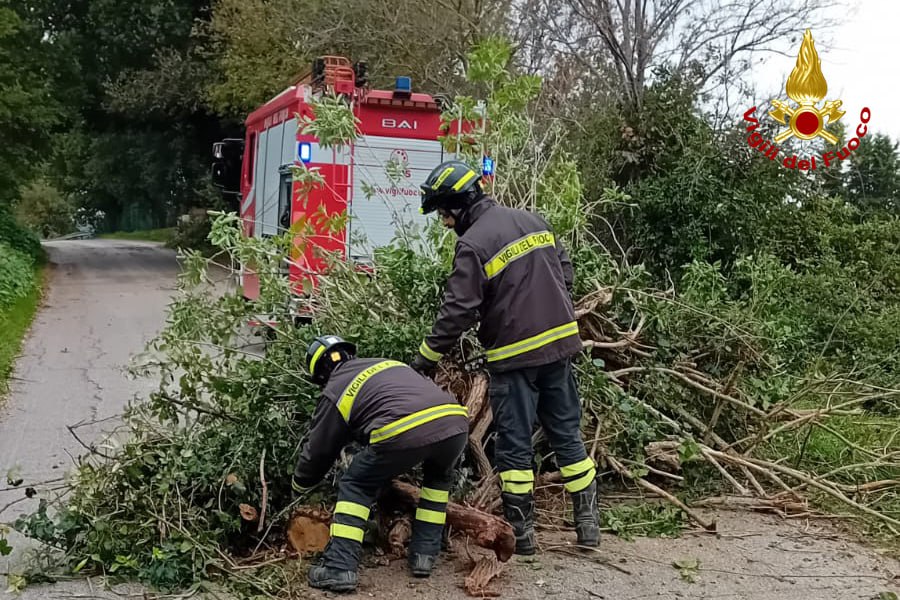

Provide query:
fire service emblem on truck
left=742, top=29, right=871, bottom=172
left=389, top=149, right=412, bottom=178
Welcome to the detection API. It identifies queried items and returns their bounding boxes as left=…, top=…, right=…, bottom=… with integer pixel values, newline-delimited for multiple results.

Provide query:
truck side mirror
left=211, top=139, right=245, bottom=195
left=211, top=161, right=228, bottom=188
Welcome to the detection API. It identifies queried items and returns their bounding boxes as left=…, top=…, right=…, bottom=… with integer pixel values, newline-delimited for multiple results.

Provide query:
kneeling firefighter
left=293, top=335, right=469, bottom=593
left=410, top=160, right=601, bottom=554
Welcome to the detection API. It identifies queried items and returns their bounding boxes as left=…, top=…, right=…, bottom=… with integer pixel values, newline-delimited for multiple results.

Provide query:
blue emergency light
left=483, top=156, right=495, bottom=176
left=298, top=142, right=312, bottom=163
left=395, top=76, right=412, bottom=93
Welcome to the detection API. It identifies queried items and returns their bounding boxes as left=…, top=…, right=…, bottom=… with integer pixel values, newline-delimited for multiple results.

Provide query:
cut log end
left=286, top=507, right=331, bottom=555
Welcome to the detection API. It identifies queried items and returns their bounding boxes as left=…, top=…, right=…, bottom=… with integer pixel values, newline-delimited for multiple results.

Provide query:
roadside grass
left=0, top=267, right=44, bottom=394
left=642, top=411, right=900, bottom=556
left=766, top=414, right=900, bottom=556
left=99, top=228, right=174, bottom=243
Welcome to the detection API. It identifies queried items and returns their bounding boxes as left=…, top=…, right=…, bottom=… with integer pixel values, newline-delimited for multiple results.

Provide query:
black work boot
left=501, top=492, right=536, bottom=555
left=408, top=552, right=437, bottom=577
left=308, top=565, right=358, bottom=593
left=571, top=480, right=600, bottom=547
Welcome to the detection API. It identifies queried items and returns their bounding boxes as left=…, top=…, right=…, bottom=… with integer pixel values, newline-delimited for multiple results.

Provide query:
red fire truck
left=212, top=56, right=487, bottom=314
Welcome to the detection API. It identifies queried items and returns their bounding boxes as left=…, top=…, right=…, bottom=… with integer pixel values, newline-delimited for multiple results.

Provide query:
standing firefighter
left=410, top=160, right=600, bottom=555
left=293, top=335, right=469, bottom=592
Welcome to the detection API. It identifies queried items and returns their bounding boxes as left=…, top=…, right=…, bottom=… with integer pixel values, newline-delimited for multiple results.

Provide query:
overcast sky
left=750, top=0, right=900, bottom=144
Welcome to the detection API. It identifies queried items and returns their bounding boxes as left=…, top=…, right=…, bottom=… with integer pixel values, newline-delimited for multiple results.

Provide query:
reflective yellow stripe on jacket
left=486, top=321, right=579, bottom=363
left=484, top=231, right=555, bottom=279
left=370, top=403, right=468, bottom=444
left=336, top=360, right=405, bottom=422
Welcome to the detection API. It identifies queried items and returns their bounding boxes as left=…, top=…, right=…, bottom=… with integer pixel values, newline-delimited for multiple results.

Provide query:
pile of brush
left=283, top=285, right=900, bottom=596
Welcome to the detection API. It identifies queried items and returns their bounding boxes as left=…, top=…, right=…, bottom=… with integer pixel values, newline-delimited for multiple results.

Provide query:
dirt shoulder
left=304, top=510, right=899, bottom=600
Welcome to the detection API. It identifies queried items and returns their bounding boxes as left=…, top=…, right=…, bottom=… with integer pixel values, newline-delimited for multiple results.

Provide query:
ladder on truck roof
left=288, top=56, right=360, bottom=96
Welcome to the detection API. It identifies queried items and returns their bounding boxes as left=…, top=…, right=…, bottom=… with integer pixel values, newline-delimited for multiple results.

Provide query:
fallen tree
left=379, top=480, right=516, bottom=562
left=284, top=482, right=516, bottom=561
left=5, top=37, right=899, bottom=599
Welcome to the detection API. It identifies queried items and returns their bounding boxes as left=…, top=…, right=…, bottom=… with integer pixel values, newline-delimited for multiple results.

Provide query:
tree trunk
left=287, top=481, right=516, bottom=562
left=382, top=480, right=516, bottom=562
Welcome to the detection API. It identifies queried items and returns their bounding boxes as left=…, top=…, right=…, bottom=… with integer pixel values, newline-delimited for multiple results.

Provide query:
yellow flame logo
left=769, top=29, right=844, bottom=144
left=786, top=30, right=828, bottom=104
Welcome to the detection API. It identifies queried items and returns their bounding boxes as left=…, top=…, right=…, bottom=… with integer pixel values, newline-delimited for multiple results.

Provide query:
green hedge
left=0, top=242, right=35, bottom=309
left=0, top=209, right=43, bottom=261
left=0, top=265, right=42, bottom=390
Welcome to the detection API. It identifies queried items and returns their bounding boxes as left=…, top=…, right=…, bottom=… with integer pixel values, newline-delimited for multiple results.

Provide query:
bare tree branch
left=536, top=0, right=838, bottom=112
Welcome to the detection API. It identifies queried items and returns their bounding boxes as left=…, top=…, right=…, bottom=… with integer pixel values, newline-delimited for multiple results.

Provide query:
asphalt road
left=0, top=239, right=177, bottom=597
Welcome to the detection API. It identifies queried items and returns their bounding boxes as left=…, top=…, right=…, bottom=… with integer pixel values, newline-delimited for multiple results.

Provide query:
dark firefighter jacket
left=418, top=195, right=582, bottom=373
left=292, top=358, right=469, bottom=488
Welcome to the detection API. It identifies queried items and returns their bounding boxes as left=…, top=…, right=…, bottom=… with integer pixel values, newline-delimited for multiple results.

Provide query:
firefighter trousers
left=323, top=432, right=468, bottom=572
left=489, top=357, right=597, bottom=496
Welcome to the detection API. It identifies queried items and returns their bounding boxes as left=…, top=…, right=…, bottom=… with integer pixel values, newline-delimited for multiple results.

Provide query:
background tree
left=535, top=0, right=837, bottom=112
left=202, top=0, right=511, bottom=117
left=0, top=3, right=62, bottom=207
left=30, top=0, right=227, bottom=232
left=14, top=178, right=75, bottom=239
left=844, top=133, right=900, bottom=214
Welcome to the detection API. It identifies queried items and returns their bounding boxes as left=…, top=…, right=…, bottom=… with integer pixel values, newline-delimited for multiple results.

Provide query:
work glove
left=409, top=353, right=437, bottom=378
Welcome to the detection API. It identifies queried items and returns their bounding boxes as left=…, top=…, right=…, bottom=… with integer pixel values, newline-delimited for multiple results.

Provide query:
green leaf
left=0, top=538, right=12, bottom=556
left=72, top=557, right=89, bottom=573
left=673, top=558, right=701, bottom=583
left=466, top=36, right=513, bottom=83
left=678, top=438, right=701, bottom=463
